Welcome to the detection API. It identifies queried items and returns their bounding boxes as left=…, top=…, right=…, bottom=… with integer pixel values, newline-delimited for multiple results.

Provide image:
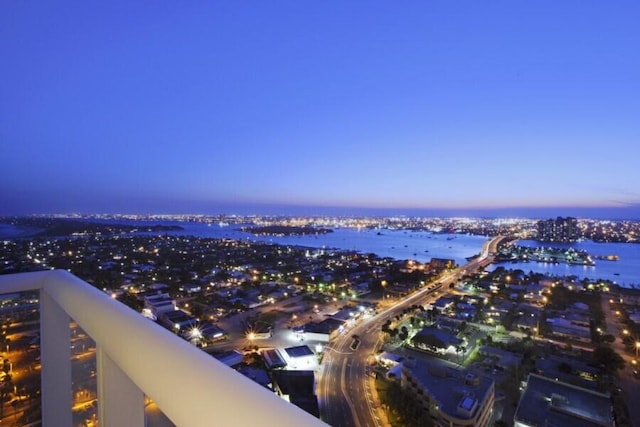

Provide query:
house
left=161, top=309, right=197, bottom=332
left=546, top=317, right=591, bottom=343
left=298, top=318, right=345, bottom=342
left=432, top=297, right=455, bottom=314
left=179, top=283, right=202, bottom=294
left=197, top=322, right=227, bottom=342
left=142, top=293, right=176, bottom=320
left=411, top=327, right=463, bottom=354
left=282, top=345, right=317, bottom=370
left=262, top=349, right=287, bottom=369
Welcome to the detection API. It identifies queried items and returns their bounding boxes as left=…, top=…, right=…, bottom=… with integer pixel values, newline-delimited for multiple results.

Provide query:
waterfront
left=0, top=219, right=488, bottom=266
left=3, top=219, right=639, bottom=287
left=132, top=221, right=489, bottom=266
left=488, top=239, right=640, bottom=287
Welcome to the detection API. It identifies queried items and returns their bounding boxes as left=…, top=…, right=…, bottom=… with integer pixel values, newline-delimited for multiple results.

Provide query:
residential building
left=536, top=217, right=579, bottom=243
left=430, top=258, right=456, bottom=271
left=546, top=317, right=592, bottom=343
left=514, top=373, right=613, bottom=427
left=401, top=359, right=495, bottom=427
left=141, top=292, right=175, bottom=320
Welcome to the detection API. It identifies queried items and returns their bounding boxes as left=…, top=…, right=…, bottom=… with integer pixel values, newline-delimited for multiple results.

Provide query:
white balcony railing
left=0, top=270, right=328, bottom=427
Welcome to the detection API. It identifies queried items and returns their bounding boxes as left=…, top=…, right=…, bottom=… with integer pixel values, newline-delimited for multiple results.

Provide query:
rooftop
left=403, top=358, right=494, bottom=421
left=514, top=374, right=612, bottom=427
left=285, top=345, right=315, bottom=358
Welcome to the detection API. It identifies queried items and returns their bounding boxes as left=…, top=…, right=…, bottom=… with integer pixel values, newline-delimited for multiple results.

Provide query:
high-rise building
left=536, top=217, right=579, bottom=243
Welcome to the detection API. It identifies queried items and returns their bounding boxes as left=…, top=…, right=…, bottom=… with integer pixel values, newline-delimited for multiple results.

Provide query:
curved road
left=317, top=235, right=506, bottom=427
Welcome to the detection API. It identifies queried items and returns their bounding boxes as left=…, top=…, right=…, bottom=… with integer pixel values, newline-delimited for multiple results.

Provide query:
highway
left=317, top=235, right=506, bottom=427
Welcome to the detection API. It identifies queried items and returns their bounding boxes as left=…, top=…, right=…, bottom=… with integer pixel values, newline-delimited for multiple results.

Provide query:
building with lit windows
left=536, top=216, right=579, bottom=243
left=401, top=359, right=494, bottom=427
left=430, top=258, right=456, bottom=272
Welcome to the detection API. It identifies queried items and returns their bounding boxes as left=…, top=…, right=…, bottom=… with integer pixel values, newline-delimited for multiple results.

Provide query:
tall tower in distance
left=536, top=216, right=579, bottom=243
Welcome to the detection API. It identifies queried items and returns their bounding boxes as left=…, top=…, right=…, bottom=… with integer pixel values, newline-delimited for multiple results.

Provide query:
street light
left=636, top=341, right=640, bottom=359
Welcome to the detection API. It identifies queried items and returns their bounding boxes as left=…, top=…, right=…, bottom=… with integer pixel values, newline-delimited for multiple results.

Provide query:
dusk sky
left=2, top=2, right=639, bottom=219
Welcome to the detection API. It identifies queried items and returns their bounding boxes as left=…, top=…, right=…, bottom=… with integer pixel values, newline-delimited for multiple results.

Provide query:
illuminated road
left=317, top=236, right=506, bottom=427
left=600, top=294, right=640, bottom=427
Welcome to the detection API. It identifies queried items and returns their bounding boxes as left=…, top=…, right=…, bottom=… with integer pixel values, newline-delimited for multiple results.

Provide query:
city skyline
left=2, top=2, right=640, bottom=219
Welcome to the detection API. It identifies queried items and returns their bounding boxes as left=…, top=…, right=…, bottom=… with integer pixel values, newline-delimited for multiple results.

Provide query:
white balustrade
left=0, top=270, right=328, bottom=427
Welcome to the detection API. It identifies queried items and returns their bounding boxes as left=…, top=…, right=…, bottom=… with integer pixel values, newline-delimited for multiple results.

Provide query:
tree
left=399, top=326, right=409, bottom=341
left=368, top=279, right=383, bottom=292
left=601, top=334, right=616, bottom=344
left=412, top=333, right=446, bottom=351
left=459, top=321, right=467, bottom=333
left=382, top=320, right=392, bottom=334
left=558, top=362, right=572, bottom=374
left=593, top=346, right=625, bottom=373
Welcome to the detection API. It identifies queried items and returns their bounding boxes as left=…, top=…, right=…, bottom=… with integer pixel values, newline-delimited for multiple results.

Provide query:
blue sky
left=2, top=1, right=639, bottom=219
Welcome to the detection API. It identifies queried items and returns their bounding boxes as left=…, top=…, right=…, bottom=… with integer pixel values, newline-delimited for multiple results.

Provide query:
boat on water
left=594, top=254, right=620, bottom=261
